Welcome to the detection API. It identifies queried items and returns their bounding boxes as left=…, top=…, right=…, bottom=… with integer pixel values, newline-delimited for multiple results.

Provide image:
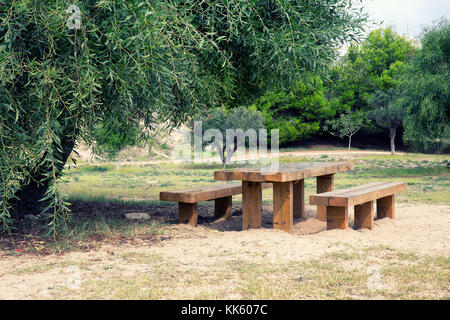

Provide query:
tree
left=324, top=111, right=368, bottom=161
left=368, top=89, right=404, bottom=154
left=92, top=119, right=141, bottom=160
left=251, top=76, right=337, bottom=145
left=397, top=19, right=450, bottom=153
left=326, top=28, right=416, bottom=133
left=197, top=106, right=265, bottom=168
left=0, top=0, right=368, bottom=234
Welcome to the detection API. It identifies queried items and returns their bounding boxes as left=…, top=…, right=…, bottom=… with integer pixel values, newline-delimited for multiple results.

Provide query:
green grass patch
left=60, top=152, right=450, bottom=205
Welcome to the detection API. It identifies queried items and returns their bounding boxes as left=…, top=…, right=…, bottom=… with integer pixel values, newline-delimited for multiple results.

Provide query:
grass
left=0, top=149, right=448, bottom=300
left=49, top=246, right=449, bottom=299
left=59, top=152, right=450, bottom=205
left=0, top=204, right=167, bottom=254
left=2, top=151, right=447, bottom=254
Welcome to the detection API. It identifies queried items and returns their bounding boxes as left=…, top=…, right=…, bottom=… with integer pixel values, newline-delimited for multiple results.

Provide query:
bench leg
left=242, top=181, right=262, bottom=230
left=214, top=196, right=232, bottom=220
left=326, top=206, right=348, bottom=230
left=293, top=179, right=304, bottom=219
left=354, top=201, right=374, bottom=230
left=317, top=174, right=334, bottom=221
left=178, top=202, right=198, bottom=227
left=273, top=182, right=294, bottom=232
left=377, top=195, right=395, bottom=219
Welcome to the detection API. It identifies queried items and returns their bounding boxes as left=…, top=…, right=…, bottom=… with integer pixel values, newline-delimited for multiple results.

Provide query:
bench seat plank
left=310, top=182, right=407, bottom=207
left=160, top=182, right=272, bottom=203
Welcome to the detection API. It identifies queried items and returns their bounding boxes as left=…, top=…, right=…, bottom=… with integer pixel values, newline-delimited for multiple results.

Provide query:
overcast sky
left=360, top=0, right=449, bottom=38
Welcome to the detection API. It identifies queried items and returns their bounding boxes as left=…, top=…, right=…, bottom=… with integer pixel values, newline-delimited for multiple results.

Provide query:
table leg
left=293, top=179, right=304, bottom=219
left=242, top=181, right=262, bottom=230
left=377, top=195, right=395, bottom=219
left=317, top=174, right=334, bottom=221
left=273, top=182, right=293, bottom=232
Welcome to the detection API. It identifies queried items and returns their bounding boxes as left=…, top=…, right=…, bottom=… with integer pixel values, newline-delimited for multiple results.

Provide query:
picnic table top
left=214, top=161, right=353, bottom=182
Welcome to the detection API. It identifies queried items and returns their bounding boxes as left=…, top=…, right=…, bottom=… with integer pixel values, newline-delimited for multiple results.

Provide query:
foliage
left=367, top=88, right=405, bottom=153
left=324, top=111, right=368, bottom=160
left=397, top=19, right=450, bottom=153
left=252, top=76, right=338, bottom=144
left=324, top=111, right=367, bottom=140
left=326, top=27, right=416, bottom=133
left=197, top=106, right=265, bottom=167
left=0, top=0, right=368, bottom=234
left=92, top=119, right=141, bottom=160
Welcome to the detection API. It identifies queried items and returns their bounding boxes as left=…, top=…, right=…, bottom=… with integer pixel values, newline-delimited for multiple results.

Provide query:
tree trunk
left=225, top=146, right=235, bottom=167
left=11, top=137, right=75, bottom=219
left=218, top=146, right=226, bottom=168
left=389, top=127, right=396, bottom=154
left=347, top=135, right=352, bottom=163
left=220, top=137, right=238, bottom=169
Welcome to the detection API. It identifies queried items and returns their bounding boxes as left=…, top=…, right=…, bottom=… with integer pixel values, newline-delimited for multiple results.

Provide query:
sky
left=360, top=0, right=449, bottom=39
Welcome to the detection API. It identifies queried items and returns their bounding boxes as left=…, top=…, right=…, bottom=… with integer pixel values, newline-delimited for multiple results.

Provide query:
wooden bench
left=309, top=182, right=407, bottom=230
left=160, top=183, right=273, bottom=226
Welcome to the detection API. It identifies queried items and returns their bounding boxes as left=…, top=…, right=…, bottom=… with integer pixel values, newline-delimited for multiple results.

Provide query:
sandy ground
left=0, top=202, right=448, bottom=299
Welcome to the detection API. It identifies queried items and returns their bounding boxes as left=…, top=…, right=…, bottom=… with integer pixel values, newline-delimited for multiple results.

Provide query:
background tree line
left=203, top=21, right=449, bottom=155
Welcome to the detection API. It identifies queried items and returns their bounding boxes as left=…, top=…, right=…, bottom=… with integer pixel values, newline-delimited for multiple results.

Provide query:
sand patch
left=0, top=203, right=448, bottom=299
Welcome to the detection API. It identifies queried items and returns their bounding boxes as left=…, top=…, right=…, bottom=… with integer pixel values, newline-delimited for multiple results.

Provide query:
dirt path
left=0, top=203, right=448, bottom=299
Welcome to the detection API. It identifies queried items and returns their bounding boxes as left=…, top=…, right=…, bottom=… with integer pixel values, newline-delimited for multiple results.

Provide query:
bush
left=197, top=106, right=265, bottom=167
left=252, top=77, right=337, bottom=144
left=93, top=119, right=141, bottom=160
left=398, top=19, right=450, bottom=153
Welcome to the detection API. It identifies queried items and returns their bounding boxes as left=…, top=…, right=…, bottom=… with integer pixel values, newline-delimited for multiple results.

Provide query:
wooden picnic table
left=214, top=162, right=353, bottom=232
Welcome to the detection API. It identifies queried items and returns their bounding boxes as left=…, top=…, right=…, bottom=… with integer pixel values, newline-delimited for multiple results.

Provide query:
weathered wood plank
left=326, top=206, right=348, bottom=230
left=377, top=195, right=395, bottom=219
left=273, top=182, right=293, bottom=232
left=309, top=182, right=385, bottom=206
left=214, top=196, right=232, bottom=220
left=316, top=174, right=334, bottom=221
left=347, top=182, right=406, bottom=206
left=354, top=201, right=374, bottom=230
left=160, top=183, right=241, bottom=203
left=309, top=182, right=407, bottom=207
left=178, top=202, right=198, bottom=227
left=313, top=182, right=385, bottom=198
left=214, top=162, right=353, bottom=182
left=242, top=181, right=262, bottom=230
left=160, top=182, right=272, bottom=203
left=293, top=179, right=304, bottom=219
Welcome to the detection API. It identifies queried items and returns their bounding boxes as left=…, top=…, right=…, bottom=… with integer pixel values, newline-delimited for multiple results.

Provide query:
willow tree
left=0, top=0, right=367, bottom=234
left=398, top=19, right=450, bottom=153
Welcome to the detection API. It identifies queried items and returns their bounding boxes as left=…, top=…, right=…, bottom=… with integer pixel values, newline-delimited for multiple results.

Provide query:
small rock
left=24, top=214, right=39, bottom=221
left=124, top=212, right=151, bottom=220
left=231, top=208, right=242, bottom=216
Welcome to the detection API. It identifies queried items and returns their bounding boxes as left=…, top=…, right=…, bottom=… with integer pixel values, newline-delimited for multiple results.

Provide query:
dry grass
left=0, top=150, right=448, bottom=300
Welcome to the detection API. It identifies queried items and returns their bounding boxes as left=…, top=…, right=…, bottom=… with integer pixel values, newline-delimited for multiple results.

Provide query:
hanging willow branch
left=0, top=0, right=367, bottom=236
